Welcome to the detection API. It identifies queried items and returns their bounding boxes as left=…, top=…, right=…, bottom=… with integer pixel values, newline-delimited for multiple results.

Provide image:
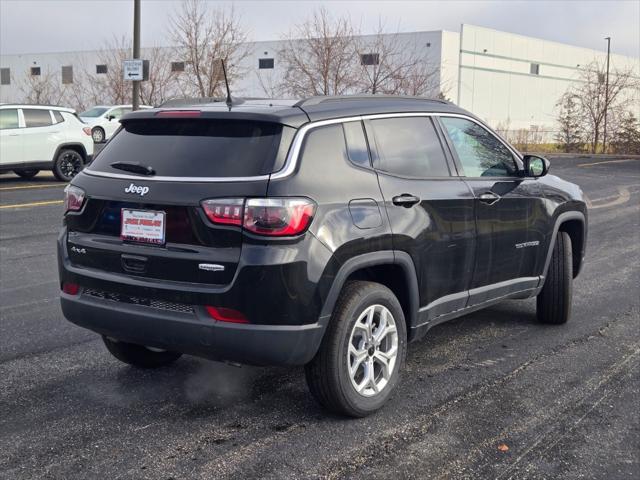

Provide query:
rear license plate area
left=121, top=208, right=166, bottom=245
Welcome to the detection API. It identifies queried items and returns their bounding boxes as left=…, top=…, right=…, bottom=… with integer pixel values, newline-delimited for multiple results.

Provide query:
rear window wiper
left=110, top=161, right=156, bottom=176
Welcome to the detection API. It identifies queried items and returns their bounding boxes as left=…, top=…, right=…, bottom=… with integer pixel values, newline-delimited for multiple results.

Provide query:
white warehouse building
left=1, top=24, right=638, bottom=135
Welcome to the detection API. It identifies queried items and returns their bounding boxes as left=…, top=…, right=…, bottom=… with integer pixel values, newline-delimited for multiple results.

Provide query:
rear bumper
left=61, top=292, right=326, bottom=366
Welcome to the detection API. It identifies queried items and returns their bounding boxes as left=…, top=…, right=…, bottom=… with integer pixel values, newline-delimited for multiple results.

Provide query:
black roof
left=122, top=95, right=469, bottom=128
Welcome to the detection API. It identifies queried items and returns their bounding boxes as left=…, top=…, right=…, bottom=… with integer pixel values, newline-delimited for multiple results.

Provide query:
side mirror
left=523, top=155, right=550, bottom=178
left=106, top=115, right=115, bottom=121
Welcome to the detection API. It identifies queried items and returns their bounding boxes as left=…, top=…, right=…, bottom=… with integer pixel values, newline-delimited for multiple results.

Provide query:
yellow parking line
left=0, top=184, right=66, bottom=191
left=0, top=200, right=63, bottom=209
left=578, top=159, right=638, bottom=167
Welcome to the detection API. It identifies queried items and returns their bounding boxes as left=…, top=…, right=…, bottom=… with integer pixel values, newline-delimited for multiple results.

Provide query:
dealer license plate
left=121, top=209, right=166, bottom=245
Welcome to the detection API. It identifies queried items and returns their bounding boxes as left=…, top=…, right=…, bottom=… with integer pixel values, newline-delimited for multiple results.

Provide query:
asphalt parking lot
left=0, top=155, right=638, bottom=479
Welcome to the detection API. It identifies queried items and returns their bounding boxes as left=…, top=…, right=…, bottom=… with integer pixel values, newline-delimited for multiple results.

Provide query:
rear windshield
left=89, top=119, right=292, bottom=178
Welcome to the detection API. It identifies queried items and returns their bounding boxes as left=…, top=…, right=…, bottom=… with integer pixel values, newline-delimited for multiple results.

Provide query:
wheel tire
left=13, top=169, right=40, bottom=179
left=537, top=231, right=573, bottom=324
left=91, top=127, right=105, bottom=144
left=305, top=280, right=407, bottom=417
left=102, top=336, right=182, bottom=368
left=53, top=149, right=84, bottom=181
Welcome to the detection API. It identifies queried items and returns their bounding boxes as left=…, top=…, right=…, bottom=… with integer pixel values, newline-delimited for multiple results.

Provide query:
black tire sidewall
left=333, top=285, right=407, bottom=415
left=102, top=336, right=182, bottom=368
left=14, top=169, right=39, bottom=179
left=537, top=231, right=573, bottom=324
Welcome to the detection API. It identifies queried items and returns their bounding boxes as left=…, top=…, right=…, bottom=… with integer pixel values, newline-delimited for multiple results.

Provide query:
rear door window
left=368, top=117, right=451, bottom=177
left=23, top=109, right=53, bottom=127
left=52, top=110, right=65, bottom=123
left=0, top=109, right=19, bottom=129
left=89, top=119, right=292, bottom=178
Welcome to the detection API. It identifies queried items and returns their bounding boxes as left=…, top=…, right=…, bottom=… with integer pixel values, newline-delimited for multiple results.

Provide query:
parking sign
left=123, top=59, right=144, bottom=81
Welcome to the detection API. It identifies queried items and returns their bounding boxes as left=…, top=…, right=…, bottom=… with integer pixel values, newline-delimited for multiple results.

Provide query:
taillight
left=200, top=197, right=316, bottom=236
left=62, top=282, right=80, bottom=295
left=201, top=198, right=244, bottom=226
left=244, top=198, right=315, bottom=236
left=63, top=185, right=85, bottom=213
left=82, top=127, right=92, bottom=136
left=205, top=306, right=248, bottom=323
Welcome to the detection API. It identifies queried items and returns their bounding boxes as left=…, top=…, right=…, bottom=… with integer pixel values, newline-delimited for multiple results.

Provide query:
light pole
left=132, top=0, right=141, bottom=111
left=603, top=36, right=611, bottom=153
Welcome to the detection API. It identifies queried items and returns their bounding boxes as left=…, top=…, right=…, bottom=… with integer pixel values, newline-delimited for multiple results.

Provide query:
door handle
left=392, top=194, right=421, bottom=208
left=479, top=191, right=501, bottom=205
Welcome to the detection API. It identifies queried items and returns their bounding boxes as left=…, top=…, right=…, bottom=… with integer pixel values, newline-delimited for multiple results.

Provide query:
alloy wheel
left=347, top=304, right=399, bottom=397
left=59, top=152, right=83, bottom=180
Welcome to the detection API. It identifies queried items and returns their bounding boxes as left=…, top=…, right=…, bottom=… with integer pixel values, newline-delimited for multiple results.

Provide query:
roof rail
left=294, top=95, right=450, bottom=108
left=0, top=103, right=72, bottom=109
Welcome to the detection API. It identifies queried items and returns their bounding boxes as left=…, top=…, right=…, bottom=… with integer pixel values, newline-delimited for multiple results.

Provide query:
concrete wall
left=457, top=24, right=640, bottom=134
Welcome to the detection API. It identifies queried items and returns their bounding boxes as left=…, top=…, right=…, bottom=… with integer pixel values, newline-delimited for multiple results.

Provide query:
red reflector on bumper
left=205, top=306, right=248, bottom=323
left=62, top=282, right=80, bottom=295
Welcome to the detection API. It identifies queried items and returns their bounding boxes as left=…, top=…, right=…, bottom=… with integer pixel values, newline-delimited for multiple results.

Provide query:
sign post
left=132, top=0, right=141, bottom=110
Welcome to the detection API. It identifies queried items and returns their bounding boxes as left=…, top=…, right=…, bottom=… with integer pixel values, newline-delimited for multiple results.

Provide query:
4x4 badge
left=124, top=183, right=149, bottom=196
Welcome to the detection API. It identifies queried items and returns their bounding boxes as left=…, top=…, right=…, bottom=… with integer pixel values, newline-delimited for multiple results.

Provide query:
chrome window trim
left=82, top=111, right=521, bottom=183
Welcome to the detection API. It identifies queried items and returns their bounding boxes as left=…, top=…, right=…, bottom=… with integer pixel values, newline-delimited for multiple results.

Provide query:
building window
left=426, top=42, right=431, bottom=47
left=530, top=63, right=540, bottom=75
left=0, top=68, right=9, bottom=85
left=31, top=66, right=41, bottom=76
left=360, top=53, right=380, bottom=66
left=61, top=65, right=73, bottom=84
left=96, top=64, right=107, bottom=74
left=171, top=61, right=185, bottom=72
left=259, top=58, right=274, bottom=69
left=598, top=73, right=606, bottom=84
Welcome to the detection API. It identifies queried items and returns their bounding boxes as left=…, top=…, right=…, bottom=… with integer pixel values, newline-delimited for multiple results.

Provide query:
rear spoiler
left=120, top=109, right=307, bottom=129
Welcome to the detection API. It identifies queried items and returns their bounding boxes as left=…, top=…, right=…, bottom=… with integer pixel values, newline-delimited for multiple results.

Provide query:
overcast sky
left=1, top=0, right=639, bottom=57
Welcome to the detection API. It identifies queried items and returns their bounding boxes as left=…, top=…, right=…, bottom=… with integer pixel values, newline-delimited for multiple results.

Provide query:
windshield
left=80, top=107, right=109, bottom=118
left=89, top=119, right=294, bottom=178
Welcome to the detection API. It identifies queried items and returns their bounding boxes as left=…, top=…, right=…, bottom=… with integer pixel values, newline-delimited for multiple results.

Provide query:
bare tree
left=610, top=111, right=640, bottom=154
left=254, top=69, right=283, bottom=98
left=19, top=68, right=64, bottom=105
left=570, top=62, right=637, bottom=153
left=354, top=22, right=440, bottom=97
left=82, top=36, right=133, bottom=106
left=554, top=92, right=584, bottom=152
left=169, top=0, right=249, bottom=98
left=279, top=7, right=359, bottom=97
left=139, top=46, right=181, bottom=106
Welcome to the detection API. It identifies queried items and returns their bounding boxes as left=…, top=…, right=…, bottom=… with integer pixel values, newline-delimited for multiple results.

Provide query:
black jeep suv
left=58, top=96, right=587, bottom=417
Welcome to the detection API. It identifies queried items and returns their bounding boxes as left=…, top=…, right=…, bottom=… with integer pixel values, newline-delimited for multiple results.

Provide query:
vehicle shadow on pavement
left=0, top=173, right=62, bottom=184
left=73, top=301, right=539, bottom=418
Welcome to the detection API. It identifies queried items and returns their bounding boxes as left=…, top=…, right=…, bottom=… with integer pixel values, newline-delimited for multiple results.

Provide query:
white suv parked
left=80, top=105, right=152, bottom=143
left=0, top=105, right=94, bottom=181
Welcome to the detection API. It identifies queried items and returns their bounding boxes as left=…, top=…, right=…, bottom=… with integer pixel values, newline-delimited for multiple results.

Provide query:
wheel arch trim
left=541, top=211, right=586, bottom=282
left=319, top=250, right=420, bottom=331
left=53, top=143, right=88, bottom=163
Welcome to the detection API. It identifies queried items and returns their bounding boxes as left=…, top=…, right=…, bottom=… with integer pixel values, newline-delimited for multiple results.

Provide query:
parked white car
left=0, top=104, right=94, bottom=181
left=80, top=105, right=152, bottom=143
